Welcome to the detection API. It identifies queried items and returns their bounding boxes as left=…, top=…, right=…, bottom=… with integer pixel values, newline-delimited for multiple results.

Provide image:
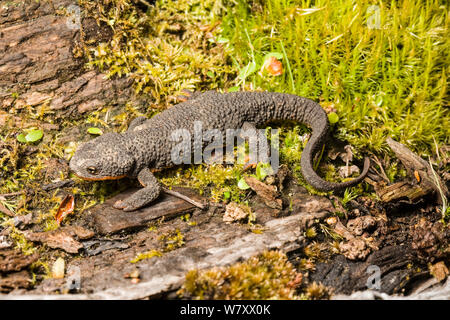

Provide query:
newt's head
left=69, top=133, right=135, bottom=181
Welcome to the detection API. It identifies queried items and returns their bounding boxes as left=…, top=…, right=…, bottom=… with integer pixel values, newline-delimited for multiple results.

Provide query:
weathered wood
left=25, top=226, right=95, bottom=254
left=0, top=0, right=145, bottom=117
left=0, top=270, right=33, bottom=293
left=373, top=138, right=448, bottom=203
left=332, top=278, right=450, bottom=300
left=88, top=187, right=203, bottom=235
left=311, top=245, right=414, bottom=295
left=244, top=176, right=282, bottom=210
left=375, top=181, right=430, bottom=203
left=0, top=249, right=38, bottom=273
left=2, top=184, right=330, bottom=299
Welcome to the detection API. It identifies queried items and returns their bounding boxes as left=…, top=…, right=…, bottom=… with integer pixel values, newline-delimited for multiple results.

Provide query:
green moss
left=79, top=0, right=235, bottom=103
left=130, top=228, right=185, bottom=263
left=8, top=225, right=36, bottom=256
left=305, top=227, right=317, bottom=239
left=159, top=164, right=246, bottom=203
left=179, top=250, right=301, bottom=299
left=130, top=249, right=163, bottom=263
left=219, top=0, right=449, bottom=155
left=158, top=228, right=185, bottom=252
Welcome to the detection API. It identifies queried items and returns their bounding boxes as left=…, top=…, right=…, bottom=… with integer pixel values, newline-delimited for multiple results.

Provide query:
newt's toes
left=122, top=206, right=139, bottom=212
left=113, top=200, right=126, bottom=210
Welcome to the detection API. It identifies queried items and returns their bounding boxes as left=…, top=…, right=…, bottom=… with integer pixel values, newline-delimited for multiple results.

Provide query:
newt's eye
left=87, top=167, right=98, bottom=175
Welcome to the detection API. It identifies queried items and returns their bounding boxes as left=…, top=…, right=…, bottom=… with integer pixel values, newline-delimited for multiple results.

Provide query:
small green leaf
left=238, top=61, right=257, bottom=80
left=328, top=112, right=339, bottom=124
left=87, top=127, right=103, bottom=135
left=17, top=133, right=27, bottom=143
left=228, top=86, right=240, bottom=92
left=237, top=177, right=250, bottom=190
left=375, top=95, right=383, bottom=107
left=263, top=52, right=283, bottom=61
left=217, top=36, right=229, bottom=44
left=256, top=162, right=274, bottom=180
left=25, top=129, right=43, bottom=142
left=223, top=191, right=231, bottom=199
left=206, top=71, right=214, bottom=78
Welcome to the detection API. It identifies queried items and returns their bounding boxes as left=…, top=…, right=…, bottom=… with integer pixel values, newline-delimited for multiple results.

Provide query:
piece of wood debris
left=223, top=202, right=251, bottom=223
left=375, top=138, right=449, bottom=203
left=88, top=187, right=203, bottom=235
left=244, top=176, right=282, bottom=209
left=0, top=249, right=38, bottom=273
left=25, top=226, right=95, bottom=254
left=0, top=270, right=33, bottom=293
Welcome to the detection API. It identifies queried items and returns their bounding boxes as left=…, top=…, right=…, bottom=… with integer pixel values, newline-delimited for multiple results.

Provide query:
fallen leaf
left=87, top=127, right=103, bottom=135
left=25, top=129, right=43, bottom=142
left=16, top=133, right=27, bottom=143
left=237, top=177, right=251, bottom=190
left=55, top=194, right=75, bottom=225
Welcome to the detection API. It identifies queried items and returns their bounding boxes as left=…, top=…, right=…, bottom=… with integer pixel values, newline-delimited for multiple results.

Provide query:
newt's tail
left=258, top=92, right=370, bottom=192
left=295, top=97, right=370, bottom=192
left=300, top=139, right=371, bottom=192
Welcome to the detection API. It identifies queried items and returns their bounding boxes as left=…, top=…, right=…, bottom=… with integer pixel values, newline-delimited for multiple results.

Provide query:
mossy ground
left=0, top=0, right=448, bottom=297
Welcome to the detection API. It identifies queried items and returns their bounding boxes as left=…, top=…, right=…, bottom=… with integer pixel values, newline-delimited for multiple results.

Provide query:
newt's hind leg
left=113, top=168, right=161, bottom=211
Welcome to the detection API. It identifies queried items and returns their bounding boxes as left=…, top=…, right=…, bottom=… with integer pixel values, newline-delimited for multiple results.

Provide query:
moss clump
left=219, top=0, right=449, bottom=155
left=179, top=250, right=301, bottom=300
left=130, top=249, right=163, bottom=263
left=130, top=228, right=185, bottom=263
left=158, top=228, right=185, bottom=252
left=159, top=164, right=246, bottom=203
left=303, top=282, right=331, bottom=300
left=79, top=0, right=235, bottom=103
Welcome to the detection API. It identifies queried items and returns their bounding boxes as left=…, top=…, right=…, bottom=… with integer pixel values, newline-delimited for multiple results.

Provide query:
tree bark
left=0, top=0, right=145, bottom=121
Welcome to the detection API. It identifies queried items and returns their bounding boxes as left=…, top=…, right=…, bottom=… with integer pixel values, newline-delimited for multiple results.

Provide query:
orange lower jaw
left=74, top=173, right=127, bottom=181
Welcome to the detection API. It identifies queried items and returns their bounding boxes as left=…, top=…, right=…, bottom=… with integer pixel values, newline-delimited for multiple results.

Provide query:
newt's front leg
left=113, top=168, right=161, bottom=211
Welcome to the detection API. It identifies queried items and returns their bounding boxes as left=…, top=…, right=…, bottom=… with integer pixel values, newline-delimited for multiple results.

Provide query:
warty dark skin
left=70, top=91, right=370, bottom=211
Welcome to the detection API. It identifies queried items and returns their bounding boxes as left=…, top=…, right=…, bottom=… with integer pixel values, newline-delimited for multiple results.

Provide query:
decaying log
left=0, top=248, right=38, bottom=273
left=0, top=184, right=335, bottom=299
left=0, top=0, right=145, bottom=118
left=88, top=187, right=203, bottom=235
left=332, top=277, right=450, bottom=300
left=0, top=270, right=33, bottom=293
left=311, top=245, right=414, bottom=295
left=374, top=138, right=448, bottom=203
